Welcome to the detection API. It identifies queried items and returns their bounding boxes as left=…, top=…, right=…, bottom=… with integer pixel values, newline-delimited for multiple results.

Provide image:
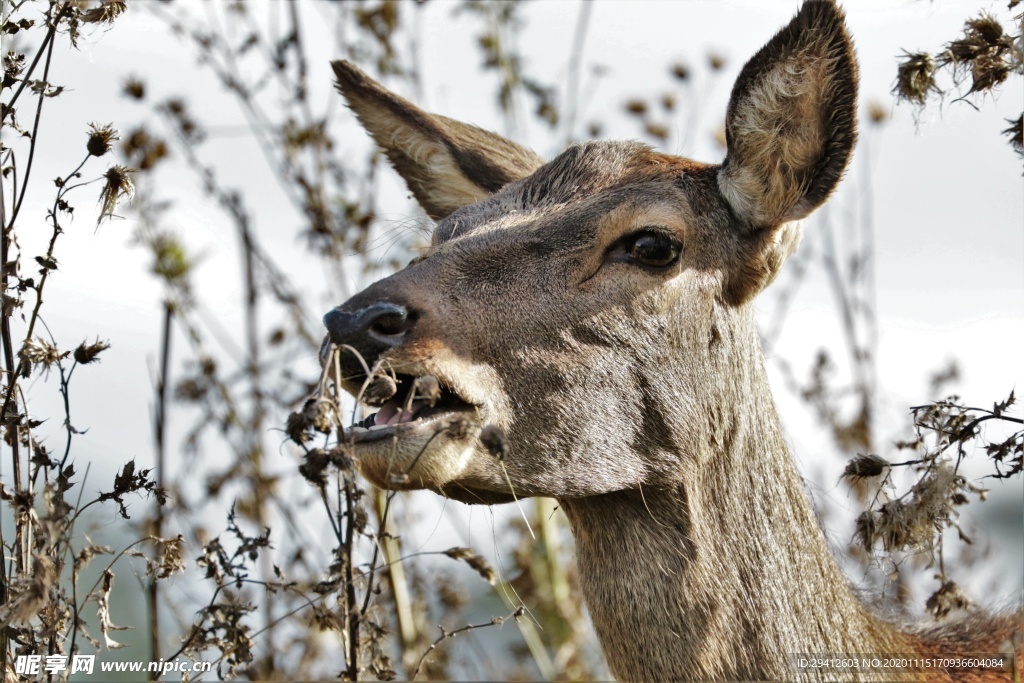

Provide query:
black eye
left=626, top=231, right=681, bottom=268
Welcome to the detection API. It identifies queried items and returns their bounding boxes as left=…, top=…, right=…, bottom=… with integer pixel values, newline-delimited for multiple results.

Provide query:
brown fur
left=325, top=2, right=1022, bottom=680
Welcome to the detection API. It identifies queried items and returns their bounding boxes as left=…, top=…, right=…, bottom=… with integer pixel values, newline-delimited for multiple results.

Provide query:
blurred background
left=1, top=0, right=1021, bottom=680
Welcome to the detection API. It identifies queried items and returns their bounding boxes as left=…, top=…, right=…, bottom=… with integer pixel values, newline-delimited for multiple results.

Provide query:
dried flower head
left=86, top=122, right=118, bottom=157
left=842, top=453, right=889, bottom=480
left=299, top=448, right=330, bottom=487
left=943, top=14, right=1012, bottom=94
left=671, top=62, right=690, bottom=81
left=362, top=373, right=397, bottom=406
left=707, top=52, right=726, bottom=71
left=866, top=100, right=889, bottom=125
left=304, top=398, right=334, bottom=434
left=80, top=0, right=128, bottom=25
left=74, top=338, right=110, bottom=364
left=123, top=77, right=145, bottom=100
left=893, top=51, right=938, bottom=106
left=19, top=337, right=64, bottom=372
left=624, top=98, right=648, bottom=116
left=97, top=165, right=135, bottom=227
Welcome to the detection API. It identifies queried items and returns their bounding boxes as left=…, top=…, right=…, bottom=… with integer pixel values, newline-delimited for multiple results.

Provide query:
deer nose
left=322, top=303, right=414, bottom=372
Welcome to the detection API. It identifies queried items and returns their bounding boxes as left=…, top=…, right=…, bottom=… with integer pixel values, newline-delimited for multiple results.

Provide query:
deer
left=320, top=1, right=1022, bottom=680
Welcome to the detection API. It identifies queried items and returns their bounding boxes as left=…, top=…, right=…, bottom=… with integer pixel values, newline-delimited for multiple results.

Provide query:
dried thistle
left=123, top=77, right=145, bottom=100
left=362, top=373, right=397, bottom=406
left=298, top=448, right=330, bottom=487
left=73, top=338, right=110, bottom=364
left=670, top=62, right=690, bottom=81
left=86, top=122, right=118, bottom=157
left=942, top=14, right=1012, bottom=94
left=80, top=0, right=128, bottom=25
left=893, top=51, right=938, bottom=105
left=19, top=337, right=65, bottom=373
left=624, top=98, right=648, bottom=116
left=286, top=398, right=335, bottom=443
left=97, top=165, right=135, bottom=227
left=842, top=453, right=889, bottom=480
left=866, top=100, right=889, bottom=125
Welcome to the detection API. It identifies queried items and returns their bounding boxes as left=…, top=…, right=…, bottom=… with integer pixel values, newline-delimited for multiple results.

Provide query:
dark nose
left=322, top=303, right=414, bottom=378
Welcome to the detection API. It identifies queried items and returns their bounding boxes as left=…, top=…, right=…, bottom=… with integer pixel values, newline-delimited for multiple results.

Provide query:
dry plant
left=845, top=392, right=1022, bottom=617
left=1, top=1, right=1019, bottom=681
left=0, top=0, right=185, bottom=678
left=893, top=1, right=1023, bottom=164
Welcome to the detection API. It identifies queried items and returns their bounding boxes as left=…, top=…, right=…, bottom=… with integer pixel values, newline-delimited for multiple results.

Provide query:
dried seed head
left=80, top=0, right=128, bottom=25
left=867, top=100, right=889, bottom=126
left=97, top=165, right=135, bottom=228
left=362, top=374, right=397, bottom=406
left=299, top=448, right=330, bottom=487
left=842, top=453, right=889, bottom=480
left=707, top=52, right=726, bottom=71
left=74, top=338, right=110, bottom=364
left=894, top=51, right=938, bottom=105
left=123, top=78, right=145, bottom=100
left=671, top=62, right=690, bottom=81
left=624, top=98, right=648, bottom=116
left=479, top=425, right=508, bottom=461
left=19, top=337, right=60, bottom=366
left=303, top=398, right=334, bottom=434
left=87, top=122, right=119, bottom=157
left=287, top=400, right=335, bottom=444
left=413, top=375, right=440, bottom=405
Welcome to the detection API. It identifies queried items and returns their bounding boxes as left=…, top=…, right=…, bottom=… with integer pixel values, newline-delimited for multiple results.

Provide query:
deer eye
left=625, top=231, right=681, bottom=268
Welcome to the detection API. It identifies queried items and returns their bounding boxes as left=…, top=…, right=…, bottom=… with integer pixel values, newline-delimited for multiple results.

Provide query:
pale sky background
left=3, top=0, right=1022, bottom=672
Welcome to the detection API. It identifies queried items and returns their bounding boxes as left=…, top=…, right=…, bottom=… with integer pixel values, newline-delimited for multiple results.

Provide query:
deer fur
left=325, top=2, right=1022, bottom=680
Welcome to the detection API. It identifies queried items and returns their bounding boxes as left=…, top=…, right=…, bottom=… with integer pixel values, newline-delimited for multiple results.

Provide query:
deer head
left=324, top=1, right=856, bottom=508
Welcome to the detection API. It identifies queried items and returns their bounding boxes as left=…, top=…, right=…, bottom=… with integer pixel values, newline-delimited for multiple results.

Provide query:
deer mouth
left=344, top=373, right=478, bottom=444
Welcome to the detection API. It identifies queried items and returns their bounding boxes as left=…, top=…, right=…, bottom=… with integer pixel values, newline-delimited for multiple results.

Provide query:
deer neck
left=559, top=312, right=913, bottom=682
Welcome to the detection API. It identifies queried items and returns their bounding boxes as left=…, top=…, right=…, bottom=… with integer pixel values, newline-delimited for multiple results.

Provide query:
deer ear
left=718, top=0, right=857, bottom=230
left=332, top=61, right=544, bottom=221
